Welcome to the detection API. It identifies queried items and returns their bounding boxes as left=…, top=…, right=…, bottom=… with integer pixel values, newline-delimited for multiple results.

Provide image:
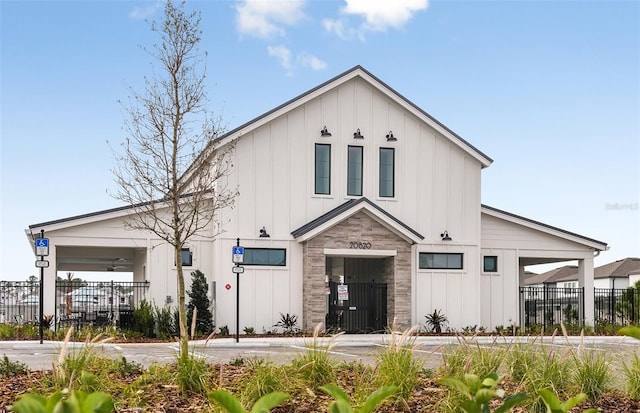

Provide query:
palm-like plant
left=425, top=309, right=448, bottom=334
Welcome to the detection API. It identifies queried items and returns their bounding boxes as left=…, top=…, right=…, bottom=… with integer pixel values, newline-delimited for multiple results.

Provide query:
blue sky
left=1, top=0, right=638, bottom=281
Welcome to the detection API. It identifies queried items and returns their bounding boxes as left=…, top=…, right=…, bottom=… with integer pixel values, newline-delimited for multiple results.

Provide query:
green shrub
left=571, top=350, right=609, bottom=402
left=622, top=353, right=640, bottom=399
left=240, top=360, right=290, bottom=407
left=176, top=353, right=208, bottom=394
left=0, top=354, right=27, bottom=377
left=154, top=304, right=176, bottom=339
left=293, top=324, right=337, bottom=389
left=374, top=325, right=422, bottom=408
left=132, top=299, right=155, bottom=337
left=186, top=269, right=214, bottom=336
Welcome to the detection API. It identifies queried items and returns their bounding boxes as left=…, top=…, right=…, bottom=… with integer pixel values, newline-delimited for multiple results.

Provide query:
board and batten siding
left=479, top=248, right=519, bottom=330
left=215, top=76, right=484, bottom=331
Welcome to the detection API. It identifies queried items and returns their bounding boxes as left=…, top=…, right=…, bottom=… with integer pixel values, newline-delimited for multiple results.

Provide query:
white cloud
left=235, top=0, right=306, bottom=39
left=322, top=18, right=351, bottom=40
left=342, top=0, right=428, bottom=32
left=128, top=1, right=162, bottom=20
left=268, top=45, right=293, bottom=75
left=297, top=53, right=327, bottom=70
left=268, top=46, right=327, bottom=75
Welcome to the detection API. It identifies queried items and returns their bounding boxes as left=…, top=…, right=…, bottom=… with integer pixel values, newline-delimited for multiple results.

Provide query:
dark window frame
left=181, top=248, right=193, bottom=267
left=347, top=145, right=363, bottom=196
left=483, top=256, right=498, bottom=273
left=419, top=252, right=464, bottom=270
left=314, top=143, right=331, bottom=195
left=379, top=147, right=395, bottom=197
left=243, top=248, right=286, bottom=266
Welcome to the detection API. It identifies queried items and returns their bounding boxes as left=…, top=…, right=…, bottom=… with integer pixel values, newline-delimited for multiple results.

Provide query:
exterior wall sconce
left=353, top=128, right=364, bottom=139
left=259, top=226, right=270, bottom=238
left=320, top=126, right=332, bottom=137
left=441, top=230, right=452, bottom=241
left=386, top=131, right=397, bottom=142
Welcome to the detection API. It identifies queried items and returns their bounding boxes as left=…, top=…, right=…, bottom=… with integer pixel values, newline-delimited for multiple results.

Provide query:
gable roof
left=481, top=204, right=608, bottom=251
left=291, top=197, right=424, bottom=244
left=209, top=65, right=493, bottom=168
left=595, top=257, right=640, bottom=278
left=525, top=265, right=579, bottom=285
left=525, top=258, right=640, bottom=285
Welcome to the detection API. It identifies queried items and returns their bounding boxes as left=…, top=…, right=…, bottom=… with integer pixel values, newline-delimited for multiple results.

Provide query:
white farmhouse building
left=26, top=66, right=607, bottom=333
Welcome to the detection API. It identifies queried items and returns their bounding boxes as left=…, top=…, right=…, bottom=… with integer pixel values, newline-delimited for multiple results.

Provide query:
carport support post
left=38, top=229, right=44, bottom=344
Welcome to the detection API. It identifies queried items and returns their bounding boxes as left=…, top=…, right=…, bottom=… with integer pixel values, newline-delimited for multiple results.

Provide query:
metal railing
left=0, top=281, right=41, bottom=325
left=519, top=286, right=585, bottom=329
left=595, top=287, right=640, bottom=325
left=55, top=280, right=149, bottom=331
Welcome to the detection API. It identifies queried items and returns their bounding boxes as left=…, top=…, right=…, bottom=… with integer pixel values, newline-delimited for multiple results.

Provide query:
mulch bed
left=1, top=366, right=639, bottom=412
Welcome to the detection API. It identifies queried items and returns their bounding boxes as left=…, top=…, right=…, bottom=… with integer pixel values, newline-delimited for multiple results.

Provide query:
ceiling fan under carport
left=106, top=258, right=128, bottom=272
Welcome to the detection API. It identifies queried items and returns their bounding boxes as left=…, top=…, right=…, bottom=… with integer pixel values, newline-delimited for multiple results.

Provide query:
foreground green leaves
left=439, top=373, right=528, bottom=413
left=320, top=384, right=399, bottom=413
left=538, top=389, right=597, bottom=413
left=11, top=390, right=114, bottom=413
left=208, top=389, right=289, bottom=413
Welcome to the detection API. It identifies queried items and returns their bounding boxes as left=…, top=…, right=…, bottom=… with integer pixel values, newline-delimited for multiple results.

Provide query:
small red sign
left=225, top=283, right=231, bottom=290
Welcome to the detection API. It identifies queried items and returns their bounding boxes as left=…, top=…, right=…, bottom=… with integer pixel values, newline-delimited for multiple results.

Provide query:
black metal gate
left=326, top=281, right=387, bottom=333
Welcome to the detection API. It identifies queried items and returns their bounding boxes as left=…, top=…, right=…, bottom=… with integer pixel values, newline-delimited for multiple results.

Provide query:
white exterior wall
left=214, top=77, right=483, bottom=332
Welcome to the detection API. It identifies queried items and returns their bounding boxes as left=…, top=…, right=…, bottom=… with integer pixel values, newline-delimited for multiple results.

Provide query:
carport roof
left=481, top=204, right=608, bottom=250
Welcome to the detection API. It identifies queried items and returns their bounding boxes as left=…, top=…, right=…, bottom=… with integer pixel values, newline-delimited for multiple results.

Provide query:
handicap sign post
left=232, top=239, right=244, bottom=342
left=35, top=230, right=48, bottom=344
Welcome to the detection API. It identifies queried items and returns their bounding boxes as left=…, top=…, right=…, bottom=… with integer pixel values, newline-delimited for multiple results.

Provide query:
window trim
left=483, top=256, right=498, bottom=273
left=379, top=147, right=395, bottom=198
left=347, top=145, right=363, bottom=196
left=243, top=248, right=287, bottom=267
left=419, top=252, right=464, bottom=270
left=314, top=143, right=331, bottom=195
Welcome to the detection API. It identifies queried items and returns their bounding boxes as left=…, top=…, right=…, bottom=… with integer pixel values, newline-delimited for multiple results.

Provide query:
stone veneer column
left=301, top=211, right=413, bottom=332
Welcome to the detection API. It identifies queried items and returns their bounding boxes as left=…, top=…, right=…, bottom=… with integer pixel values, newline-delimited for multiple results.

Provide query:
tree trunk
left=175, top=245, right=189, bottom=363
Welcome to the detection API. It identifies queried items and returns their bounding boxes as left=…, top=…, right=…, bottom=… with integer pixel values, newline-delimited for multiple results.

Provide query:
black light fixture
left=440, top=231, right=452, bottom=241
left=259, top=226, right=270, bottom=238
left=320, top=126, right=332, bottom=137
left=386, top=131, right=397, bottom=142
left=353, top=128, right=364, bottom=139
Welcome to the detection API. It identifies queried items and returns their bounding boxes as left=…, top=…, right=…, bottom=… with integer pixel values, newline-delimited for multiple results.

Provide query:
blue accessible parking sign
left=232, top=246, right=244, bottom=263
left=35, top=238, right=49, bottom=256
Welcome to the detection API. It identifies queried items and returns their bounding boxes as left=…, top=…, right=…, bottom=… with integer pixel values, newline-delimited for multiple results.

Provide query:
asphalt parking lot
left=1, top=335, right=638, bottom=372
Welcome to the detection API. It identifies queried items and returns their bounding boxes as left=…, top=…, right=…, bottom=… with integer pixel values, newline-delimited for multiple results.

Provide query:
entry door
left=326, top=281, right=387, bottom=333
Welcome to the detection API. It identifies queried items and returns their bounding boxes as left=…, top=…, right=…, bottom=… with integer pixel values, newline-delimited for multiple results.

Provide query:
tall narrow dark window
left=379, top=147, right=395, bottom=197
left=347, top=145, right=363, bottom=196
left=315, top=144, right=331, bottom=195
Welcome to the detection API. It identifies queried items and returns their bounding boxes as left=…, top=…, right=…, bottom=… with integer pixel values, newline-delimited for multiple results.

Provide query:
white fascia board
left=481, top=207, right=607, bottom=251
left=294, top=202, right=421, bottom=244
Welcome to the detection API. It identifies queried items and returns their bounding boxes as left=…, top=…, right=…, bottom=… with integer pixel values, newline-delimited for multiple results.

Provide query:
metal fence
left=595, top=288, right=640, bottom=325
left=0, top=281, right=41, bottom=325
left=54, top=280, right=149, bottom=331
left=519, top=286, right=585, bottom=329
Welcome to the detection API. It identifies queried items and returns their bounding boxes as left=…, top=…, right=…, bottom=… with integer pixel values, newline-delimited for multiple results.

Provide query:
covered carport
left=480, top=205, right=608, bottom=330
left=25, top=206, right=154, bottom=326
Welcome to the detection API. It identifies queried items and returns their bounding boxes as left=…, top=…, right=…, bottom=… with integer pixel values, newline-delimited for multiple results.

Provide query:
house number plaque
left=349, top=241, right=371, bottom=249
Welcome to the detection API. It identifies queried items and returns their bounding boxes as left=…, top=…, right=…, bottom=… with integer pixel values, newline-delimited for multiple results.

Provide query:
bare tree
left=112, top=0, right=236, bottom=362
